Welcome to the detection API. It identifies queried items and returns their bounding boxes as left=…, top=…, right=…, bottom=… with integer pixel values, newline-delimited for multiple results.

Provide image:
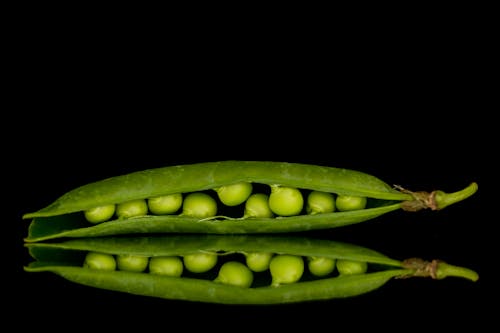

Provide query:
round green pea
left=215, top=182, right=253, bottom=206
left=307, top=256, right=336, bottom=277
left=116, top=254, right=149, bottom=272
left=83, top=252, right=116, bottom=271
left=214, top=261, right=254, bottom=288
left=115, top=199, right=149, bottom=219
left=243, top=193, right=274, bottom=218
left=336, top=259, right=368, bottom=275
left=245, top=252, right=274, bottom=272
left=268, top=185, right=304, bottom=216
left=149, top=256, right=184, bottom=277
left=84, top=204, right=116, bottom=224
left=306, top=191, right=335, bottom=215
left=335, top=195, right=367, bottom=211
left=269, top=254, right=304, bottom=287
left=147, top=193, right=183, bottom=215
left=183, top=252, right=218, bottom=273
left=181, top=192, right=218, bottom=218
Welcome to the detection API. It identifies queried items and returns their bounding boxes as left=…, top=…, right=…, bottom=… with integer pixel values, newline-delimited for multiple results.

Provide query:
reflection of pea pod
left=24, top=235, right=479, bottom=305
left=22, top=161, right=478, bottom=242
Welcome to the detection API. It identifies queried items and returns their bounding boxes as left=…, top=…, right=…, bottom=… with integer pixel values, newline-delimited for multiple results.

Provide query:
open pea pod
left=23, top=161, right=478, bottom=242
left=24, top=234, right=479, bottom=305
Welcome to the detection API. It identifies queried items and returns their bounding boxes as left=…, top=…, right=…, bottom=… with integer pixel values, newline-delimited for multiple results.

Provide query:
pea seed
left=245, top=252, right=274, bottom=272
left=215, top=182, right=253, bottom=206
left=181, top=193, right=218, bottom=218
left=116, top=199, right=148, bottom=219
left=306, top=191, right=335, bottom=215
left=268, top=185, right=304, bottom=216
left=147, top=193, right=183, bottom=215
left=84, top=204, right=116, bottom=224
left=243, top=193, right=274, bottom=218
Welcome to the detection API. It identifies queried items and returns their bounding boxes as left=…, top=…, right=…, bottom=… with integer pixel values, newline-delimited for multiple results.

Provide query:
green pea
left=181, top=192, right=218, bottom=218
left=116, top=199, right=148, bottom=219
left=245, top=252, right=274, bottom=272
left=83, top=252, right=116, bottom=271
left=116, top=254, right=149, bottom=272
left=84, top=204, right=116, bottom=224
left=149, top=256, right=183, bottom=277
left=336, top=259, right=368, bottom=275
left=183, top=252, right=218, bottom=273
left=214, top=261, right=254, bottom=288
left=268, top=185, right=304, bottom=216
left=306, top=191, right=335, bottom=215
left=335, top=195, right=367, bottom=212
left=243, top=193, right=274, bottom=218
left=215, top=182, right=253, bottom=206
left=269, top=254, right=304, bottom=287
left=147, top=193, right=183, bottom=215
left=307, top=256, right=336, bottom=277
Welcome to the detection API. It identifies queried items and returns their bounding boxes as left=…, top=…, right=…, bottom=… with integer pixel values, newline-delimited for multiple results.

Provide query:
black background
left=6, top=9, right=494, bottom=331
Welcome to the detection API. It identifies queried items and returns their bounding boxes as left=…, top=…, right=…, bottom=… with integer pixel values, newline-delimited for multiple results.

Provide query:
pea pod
left=22, top=161, right=478, bottom=242
left=24, top=234, right=479, bottom=305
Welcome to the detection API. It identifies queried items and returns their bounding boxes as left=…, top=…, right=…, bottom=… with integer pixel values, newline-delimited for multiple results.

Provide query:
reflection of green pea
left=269, top=254, right=304, bottom=287
left=83, top=252, right=116, bottom=271
left=149, top=256, right=183, bottom=277
left=214, top=261, right=254, bottom=288
left=116, top=254, right=149, bottom=272
left=245, top=252, right=274, bottom=272
left=336, top=259, right=368, bottom=275
left=335, top=195, right=367, bottom=211
left=183, top=252, right=218, bottom=273
left=307, top=256, right=336, bottom=277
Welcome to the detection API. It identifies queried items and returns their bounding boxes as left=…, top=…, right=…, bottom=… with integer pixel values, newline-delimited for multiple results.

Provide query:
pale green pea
left=307, top=256, right=336, bottom=277
left=269, top=254, right=304, bottom=287
left=245, top=252, right=274, bottom=272
left=306, top=191, right=335, bottom=215
left=268, top=185, right=304, bottom=216
left=84, top=204, right=116, bottom=224
left=147, top=193, right=183, bottom=215
left=214, top=261, right=254, bottom=288
left=181, top=192, right=218, bottom=218
left=183, top=252, right=218, bottom=273
left=215, top=182, right=253, bottom=206
left=115, top=199, right=148, bottom=219
left=335, top=195, right=367, bottom=211
left=116, top=254, right=149, bottom=272
left=83, top=252, right=116, bottom=271
left=243, top=193, right=274, bottom=218
left=149, top=256, right=184, bottom=277
left=336, top=259, right=368, bottom=275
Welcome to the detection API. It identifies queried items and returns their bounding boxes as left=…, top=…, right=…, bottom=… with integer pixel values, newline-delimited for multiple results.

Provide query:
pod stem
left=399, top=258, right=479, bottom=282
left=396, top=182, right=478, bottom=212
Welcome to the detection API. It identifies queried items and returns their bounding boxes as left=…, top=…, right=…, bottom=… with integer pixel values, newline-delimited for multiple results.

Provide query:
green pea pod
left=22, top=161, right=478, bottom=242
left=24, top=234, right=479, bottom=305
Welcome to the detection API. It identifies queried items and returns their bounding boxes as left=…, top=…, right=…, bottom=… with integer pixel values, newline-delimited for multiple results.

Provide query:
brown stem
left=394, top=185, right=438, bottom=212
